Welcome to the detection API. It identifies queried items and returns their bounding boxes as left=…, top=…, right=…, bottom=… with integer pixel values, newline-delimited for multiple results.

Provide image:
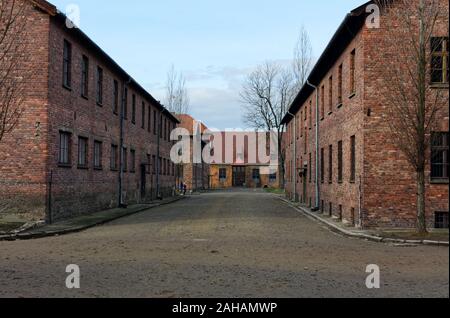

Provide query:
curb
left=279, top=197, right=449, bottom=247
left=0, top=196, right=185, bottom=242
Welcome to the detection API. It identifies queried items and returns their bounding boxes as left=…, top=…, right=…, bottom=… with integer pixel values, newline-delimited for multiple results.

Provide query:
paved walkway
left=0, top=190, right=448, bottom=298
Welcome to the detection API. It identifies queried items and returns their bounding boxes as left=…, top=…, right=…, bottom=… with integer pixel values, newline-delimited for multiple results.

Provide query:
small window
left=431, top=132, right=449, bottom=180
left=338, top=140, right=343, bottom=183
left=147, top=105, right=151, bottom=132
left=219, top=168, right=227, bottom=182
left=63, top=40, right=72, bottom=88
left=141, top=102, right=146, bottom=129
left=252, top=168, right=260, bottom=182
left=350, top=136, right=356, bottom=182
left=320, top=85, right=325, bottom=119
left=431, top=37, right=449, bottom=84
left=59, top=131, right=71, bottom=165
left=122, top=147, right=128, bottom=172
left=350, top=49, right=356, bottom=94
left=111, top=145, right=118, bottom=170
left=328, top=76, right=333, bottom=113
left=338, top=64, right=343, bottom=105
left=435, top=212, right=449, bottom=229
left=309, top=153, right=312, bottom=183
left=153, top=110, right=157, bottom=135
left=78, top=137, right=88, bottom=168
left=131, top=94, right=136, bottom=124
left=123, top=88, right=128, bottom=119
left=113, top=80, right=119, bottom=115
left=130, top=149, right=136, bottom=173
left=96, top=66, right=103, bottom=105
left=94, top=141, right=102, bottom=169
left=81, top=56, right=89, bottom=98
left=328, top=145, right=333, bottom=183
left=269, top=171, right=277, bottom=182
left=320, top=148, right=325, bottom=183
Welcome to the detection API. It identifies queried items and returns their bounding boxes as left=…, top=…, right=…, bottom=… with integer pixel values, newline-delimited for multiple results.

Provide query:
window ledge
left=96, top=102, right=103, bottom=107
left=77, top=166, right=89, bottom=170
left=349, top=92, right=356, bottom=99
left=94, top=167, right=103, bottom=171
left=62, top=84, right=72, bottom=91
left=58, top=163, right=72, bottom=168
left=430, top=83, right=449, bottom=89
left=430, top=179, right=449, bottom=184
left=337, top=103, right=343, bottom=109
left=110, top=168, right=118, bottom=172
left=81, top=94, right=88, bottom=100
left=328, top=111, right=333, bottom=116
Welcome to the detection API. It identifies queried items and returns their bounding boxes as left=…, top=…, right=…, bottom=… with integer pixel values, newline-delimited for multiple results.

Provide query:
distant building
left=0, top=0, right=179, bottom=222
left=175, top=114, right=210, bottom=192
left=209, top=131, right=281, bottom=189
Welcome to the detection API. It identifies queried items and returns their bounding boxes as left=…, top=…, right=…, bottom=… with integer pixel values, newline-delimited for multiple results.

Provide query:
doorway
left=140, top=164, right=147, bottom=200
left=232, top=166, right=246, bottom=187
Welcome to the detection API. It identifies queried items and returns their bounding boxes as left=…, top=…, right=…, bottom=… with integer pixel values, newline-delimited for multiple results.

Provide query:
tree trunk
left=416, top=168, right=427, bottom=234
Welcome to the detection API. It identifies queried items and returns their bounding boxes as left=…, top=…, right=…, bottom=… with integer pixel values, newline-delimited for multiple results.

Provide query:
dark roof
left=30, top=0, right=179, bottom=124
left=281, top=1, right=372, bottom=125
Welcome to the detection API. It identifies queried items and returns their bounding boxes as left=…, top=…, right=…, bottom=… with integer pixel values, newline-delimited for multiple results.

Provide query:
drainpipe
left=286, top=111, right=297, bottom=201
left=119, top=77, right=132, bottom=208
left=306, top=80, right=320, bottom=211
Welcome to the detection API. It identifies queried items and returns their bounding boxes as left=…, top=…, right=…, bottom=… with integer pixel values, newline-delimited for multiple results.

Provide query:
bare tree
left=0, top=0, right=27, bottom=143
left=240, top=62, right=296, bottom=187
left=293, top=25, right=313, bottom=90
left=374, top=0, right=448, bottom=233
left=165, top=65, right=190, bottom=115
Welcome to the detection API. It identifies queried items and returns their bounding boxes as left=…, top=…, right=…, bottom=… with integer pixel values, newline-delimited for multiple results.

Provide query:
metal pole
left=286, top=111, right=296, bottom=201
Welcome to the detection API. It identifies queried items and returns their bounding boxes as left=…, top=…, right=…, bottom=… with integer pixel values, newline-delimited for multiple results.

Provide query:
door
left=232, top=166, right=246, bottom=187
left=302, top=168, right=307, bottom=204
left=140, top=164, right=147, bottom=200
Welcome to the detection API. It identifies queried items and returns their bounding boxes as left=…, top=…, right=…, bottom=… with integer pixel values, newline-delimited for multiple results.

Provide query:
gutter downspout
left=119, top=77, right=132, bottom=208
left=306, top=80, right=320, bottom=211
left=286, top=111, right=297, bottom=201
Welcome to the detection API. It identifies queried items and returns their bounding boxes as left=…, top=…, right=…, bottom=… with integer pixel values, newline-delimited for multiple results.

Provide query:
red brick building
left=175, top=114, right=210, bottom=192
left=282, top=0, right=449, bottom=229
left=209, top=131, right=280, bottom=189
left=0, top=0, right=179, bottom=222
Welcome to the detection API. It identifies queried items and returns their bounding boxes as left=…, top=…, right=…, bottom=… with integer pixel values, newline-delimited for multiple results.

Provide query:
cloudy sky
left=51, top=0, right=364, bottom=129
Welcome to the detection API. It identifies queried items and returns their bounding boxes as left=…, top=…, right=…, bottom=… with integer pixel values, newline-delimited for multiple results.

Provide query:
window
left=113, top=80, right=119, bottom=114
left=328, top=76, right=333, bottom=113
left=111, top=145, right=118, bottom=170
left=431, top=37, right=449, bottom=84
left=94, top=141, right=102, bottom=169
left=81, top=56, right=89, bottom=98
left=338, top=64, right=343, bottom=105
left=78, top=137, right=88, bottom=168
left=431, top=132, right=449, bottom=180
left=309, top=153, right=312, bottom=183
left=435, top=212, right=449, bottom=229
left=146, top=154, right=151, bottom=174
left=320, top=148, right=325, bottom=183
left=147, top=105, right=151, bottom=132
left=123, top=88, right=128, bottom=119
left=309, top=100, right=312, bottom=128
left=350, top=49, right=356, bottom=94
left=320, top=85, right=325, bottom=119
left=96, top=66, right=103, bottom=105
left=329, top=145, right=333, bottom=183
left=269, top=171, right=277, bottom=182
left=304, top=129, right=307, bottom=154
left=63, top=40, right=72, bottom=88
left=153, top=110, right=157, bottom=135
left=122, top=147, right=128, bottom=172
left=141, top=102, right=146, bottom=129
left=338, top=141, right=343, bottom=183
left=152, top=155, right=156, bottom=174
left=130, top=149, right=136, bottom=173
left=59, top=131, right=71, bottom=165
left=219, top=168, right=227, bottom=182
left=131, top=94, right=136, bottom=124
left=252, top=168, right=260, bottom=182
left=350, top=135, right=356, bottom=182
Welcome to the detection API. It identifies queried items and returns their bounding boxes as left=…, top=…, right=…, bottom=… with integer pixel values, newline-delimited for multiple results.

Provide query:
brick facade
left=283, top=0, right=449, bottom=229
left=0, top=0, right=178, bottom=222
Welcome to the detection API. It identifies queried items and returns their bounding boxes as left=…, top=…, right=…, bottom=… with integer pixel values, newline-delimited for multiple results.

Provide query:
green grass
left=0, top=222, right=25, bottom=233
left=264, top=188, right=285, bottom=195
